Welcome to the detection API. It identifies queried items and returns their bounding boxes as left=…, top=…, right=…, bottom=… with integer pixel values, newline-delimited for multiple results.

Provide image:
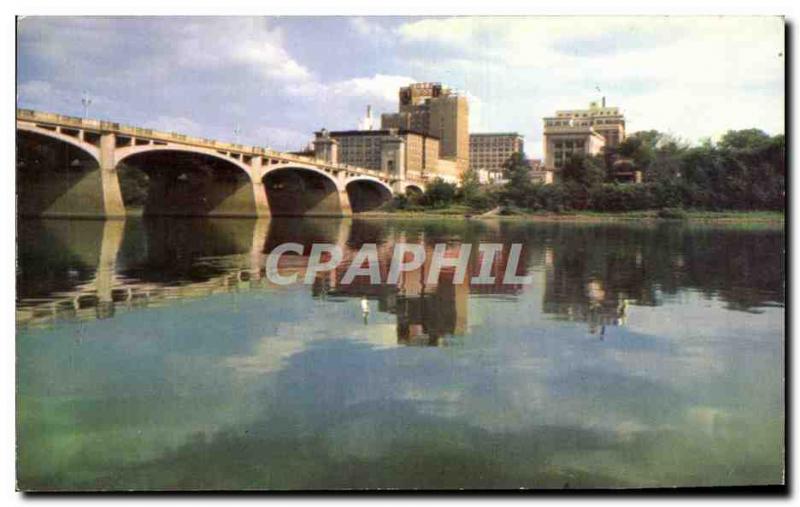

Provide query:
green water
left=16, top=217, right=785, bottom=490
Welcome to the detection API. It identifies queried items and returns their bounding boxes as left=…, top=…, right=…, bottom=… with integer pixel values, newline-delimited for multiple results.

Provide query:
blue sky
left=17, top=16, right=784, bottom=158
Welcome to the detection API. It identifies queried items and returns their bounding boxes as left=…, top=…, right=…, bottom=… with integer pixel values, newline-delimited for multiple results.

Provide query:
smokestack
left=359, top=105, right=374, bottom=131
left=602, top=96, right=606, bottom=108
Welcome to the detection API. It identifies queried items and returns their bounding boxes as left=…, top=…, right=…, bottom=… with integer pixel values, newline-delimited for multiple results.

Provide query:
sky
left=16, top=16, right=785, bottom=158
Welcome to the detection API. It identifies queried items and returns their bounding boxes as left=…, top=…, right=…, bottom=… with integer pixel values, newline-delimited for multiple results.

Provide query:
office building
left=313, top=128, right=442, bottom=182
left=469, top=132, right=524, bottom=182
left=542, top=99, right=626, bottom=182
left=381, top=82, right=469, bottom=175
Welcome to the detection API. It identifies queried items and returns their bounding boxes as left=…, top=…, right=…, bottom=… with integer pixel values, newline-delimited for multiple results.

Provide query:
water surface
left=16, top=217, right=785, bottom=490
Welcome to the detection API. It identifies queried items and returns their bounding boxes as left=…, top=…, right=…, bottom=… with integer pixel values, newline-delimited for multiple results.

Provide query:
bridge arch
left=116, top=145, right=258, bottom=217
left=16, top=126, right=107, bottom=217
left=16, top=123, right=101, bottom=163
left=116, top=144, right=253, bottom=177
left=259, top=163, right=341, bottom=189
left=261, top=163, right=346, bottom=217
left=345, top=176, right=394, bottom=212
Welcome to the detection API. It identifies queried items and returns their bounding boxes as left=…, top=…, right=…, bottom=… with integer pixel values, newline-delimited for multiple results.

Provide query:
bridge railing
left=17, top=109, right=270, bottom=155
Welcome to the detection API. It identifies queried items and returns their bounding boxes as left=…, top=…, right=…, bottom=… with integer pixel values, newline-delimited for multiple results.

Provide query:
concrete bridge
left=16, top=109, right=426, bottom=218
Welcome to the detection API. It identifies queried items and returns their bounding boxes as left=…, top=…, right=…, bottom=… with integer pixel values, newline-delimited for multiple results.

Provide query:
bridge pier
left=249, top=158, right=271, bottom=217
left=100, top=133, right=126, bottom=218
left=336, top=171, right=353, bottom=217
left=337, top=189, right=353, bottom=217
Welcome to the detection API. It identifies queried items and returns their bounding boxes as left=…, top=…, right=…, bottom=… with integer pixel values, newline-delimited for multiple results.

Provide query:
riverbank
left=358, top=207, right=785, bottom=224
left=120, top=206, right=784, bottom=224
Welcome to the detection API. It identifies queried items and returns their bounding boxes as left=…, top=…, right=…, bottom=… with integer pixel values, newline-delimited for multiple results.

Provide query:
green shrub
left=378, top=195, right=408, bottom=211
left=465, top=191, right=498, bottom=212
left=657, top=207, right=688, bottom=220
left=421, top=178, right=457, bottom=208
left=589, top=183, right=655, bottom=211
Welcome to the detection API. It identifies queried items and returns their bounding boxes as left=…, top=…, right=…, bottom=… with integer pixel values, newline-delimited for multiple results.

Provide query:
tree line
left=388, top=128, right=784, bottom=214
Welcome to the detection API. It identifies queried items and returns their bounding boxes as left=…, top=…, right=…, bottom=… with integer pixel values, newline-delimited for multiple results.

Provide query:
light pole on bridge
left=81, top=91, right=92, bottom=119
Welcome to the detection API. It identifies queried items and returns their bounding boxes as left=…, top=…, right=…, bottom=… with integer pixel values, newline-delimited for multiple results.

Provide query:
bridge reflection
left=16, top=218, right=530, bottom=346
left=17, top=219, right=784, bottom=344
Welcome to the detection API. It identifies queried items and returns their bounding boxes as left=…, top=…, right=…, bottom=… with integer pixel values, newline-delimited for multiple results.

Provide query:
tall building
left=542, top=99, right=626, bottom=182
left=313, top=128, right=441, bottom=182
left=469, top=133, right=524, bottom=182
left=381, top=82, right=469, bottom=176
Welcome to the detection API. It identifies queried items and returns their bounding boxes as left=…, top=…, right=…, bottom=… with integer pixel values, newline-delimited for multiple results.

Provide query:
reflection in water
left=18, top=218, right=784, bottom=339
left=17, top=217, right=536, bottom=346
left=16, top=217, right=784, bottom=490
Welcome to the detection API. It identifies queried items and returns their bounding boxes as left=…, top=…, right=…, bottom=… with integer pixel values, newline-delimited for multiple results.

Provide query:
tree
left=459, top=166, right=481, bottom=201
left=560, top=153, right=605, bottom=188
left=422, top=178, right=457, bottom=208
left=458, top=166, right=497, bottom=211
left=718, top=129, right=772, bottom=151
left=500, top=152, right=535, bottom=208
left=646, top=134, right=687, bottom=183
left=614, top=130, right=660, bottom=168
left=502, top=152, right=531, bottom=186
left=558, top=154, right=606, bottom=210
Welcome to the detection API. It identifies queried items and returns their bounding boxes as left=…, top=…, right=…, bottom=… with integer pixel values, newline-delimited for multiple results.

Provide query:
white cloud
left=254, top=125, right=314, bottom=152
left=145, top=115, right=203, bottom=136
left=283, top=73, right=419, bottom=127
left=329, top=74, right=415, bottom=103
left=17, top=80, right=55, bottom=105
left=395, top=16, right=785, bottom=157
left=16, top=18, right=418, bottom=146
left=285, top=74, right=416, bottom=108
left=172, top=18, right=312, bottom=83
left=17, top=79, right=115, bottom=119
left=348, top=17, right=389, bottom=39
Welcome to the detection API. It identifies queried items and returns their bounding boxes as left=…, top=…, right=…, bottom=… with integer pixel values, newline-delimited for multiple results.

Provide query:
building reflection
left=541, top=233, right=650, bottom=336
left=312, top=239, right=528, bottom=346
left=544, top=273, right=633, bottom=336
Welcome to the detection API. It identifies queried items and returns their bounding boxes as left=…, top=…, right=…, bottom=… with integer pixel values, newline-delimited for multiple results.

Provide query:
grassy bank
left=359, top=207, right=785, bottom=224
left=122, top=204, right=784, bottom=224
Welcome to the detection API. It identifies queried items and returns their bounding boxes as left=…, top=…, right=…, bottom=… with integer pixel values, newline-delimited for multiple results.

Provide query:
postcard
left=15, top=15, right=785, bottom=491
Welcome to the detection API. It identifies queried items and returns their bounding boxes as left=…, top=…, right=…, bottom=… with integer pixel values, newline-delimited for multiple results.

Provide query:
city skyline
left=17, top=16, right=784, bottom=159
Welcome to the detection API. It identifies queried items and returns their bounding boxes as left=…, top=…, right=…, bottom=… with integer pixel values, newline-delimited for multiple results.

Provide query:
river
left=16, top=217, right=785, bottom=490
